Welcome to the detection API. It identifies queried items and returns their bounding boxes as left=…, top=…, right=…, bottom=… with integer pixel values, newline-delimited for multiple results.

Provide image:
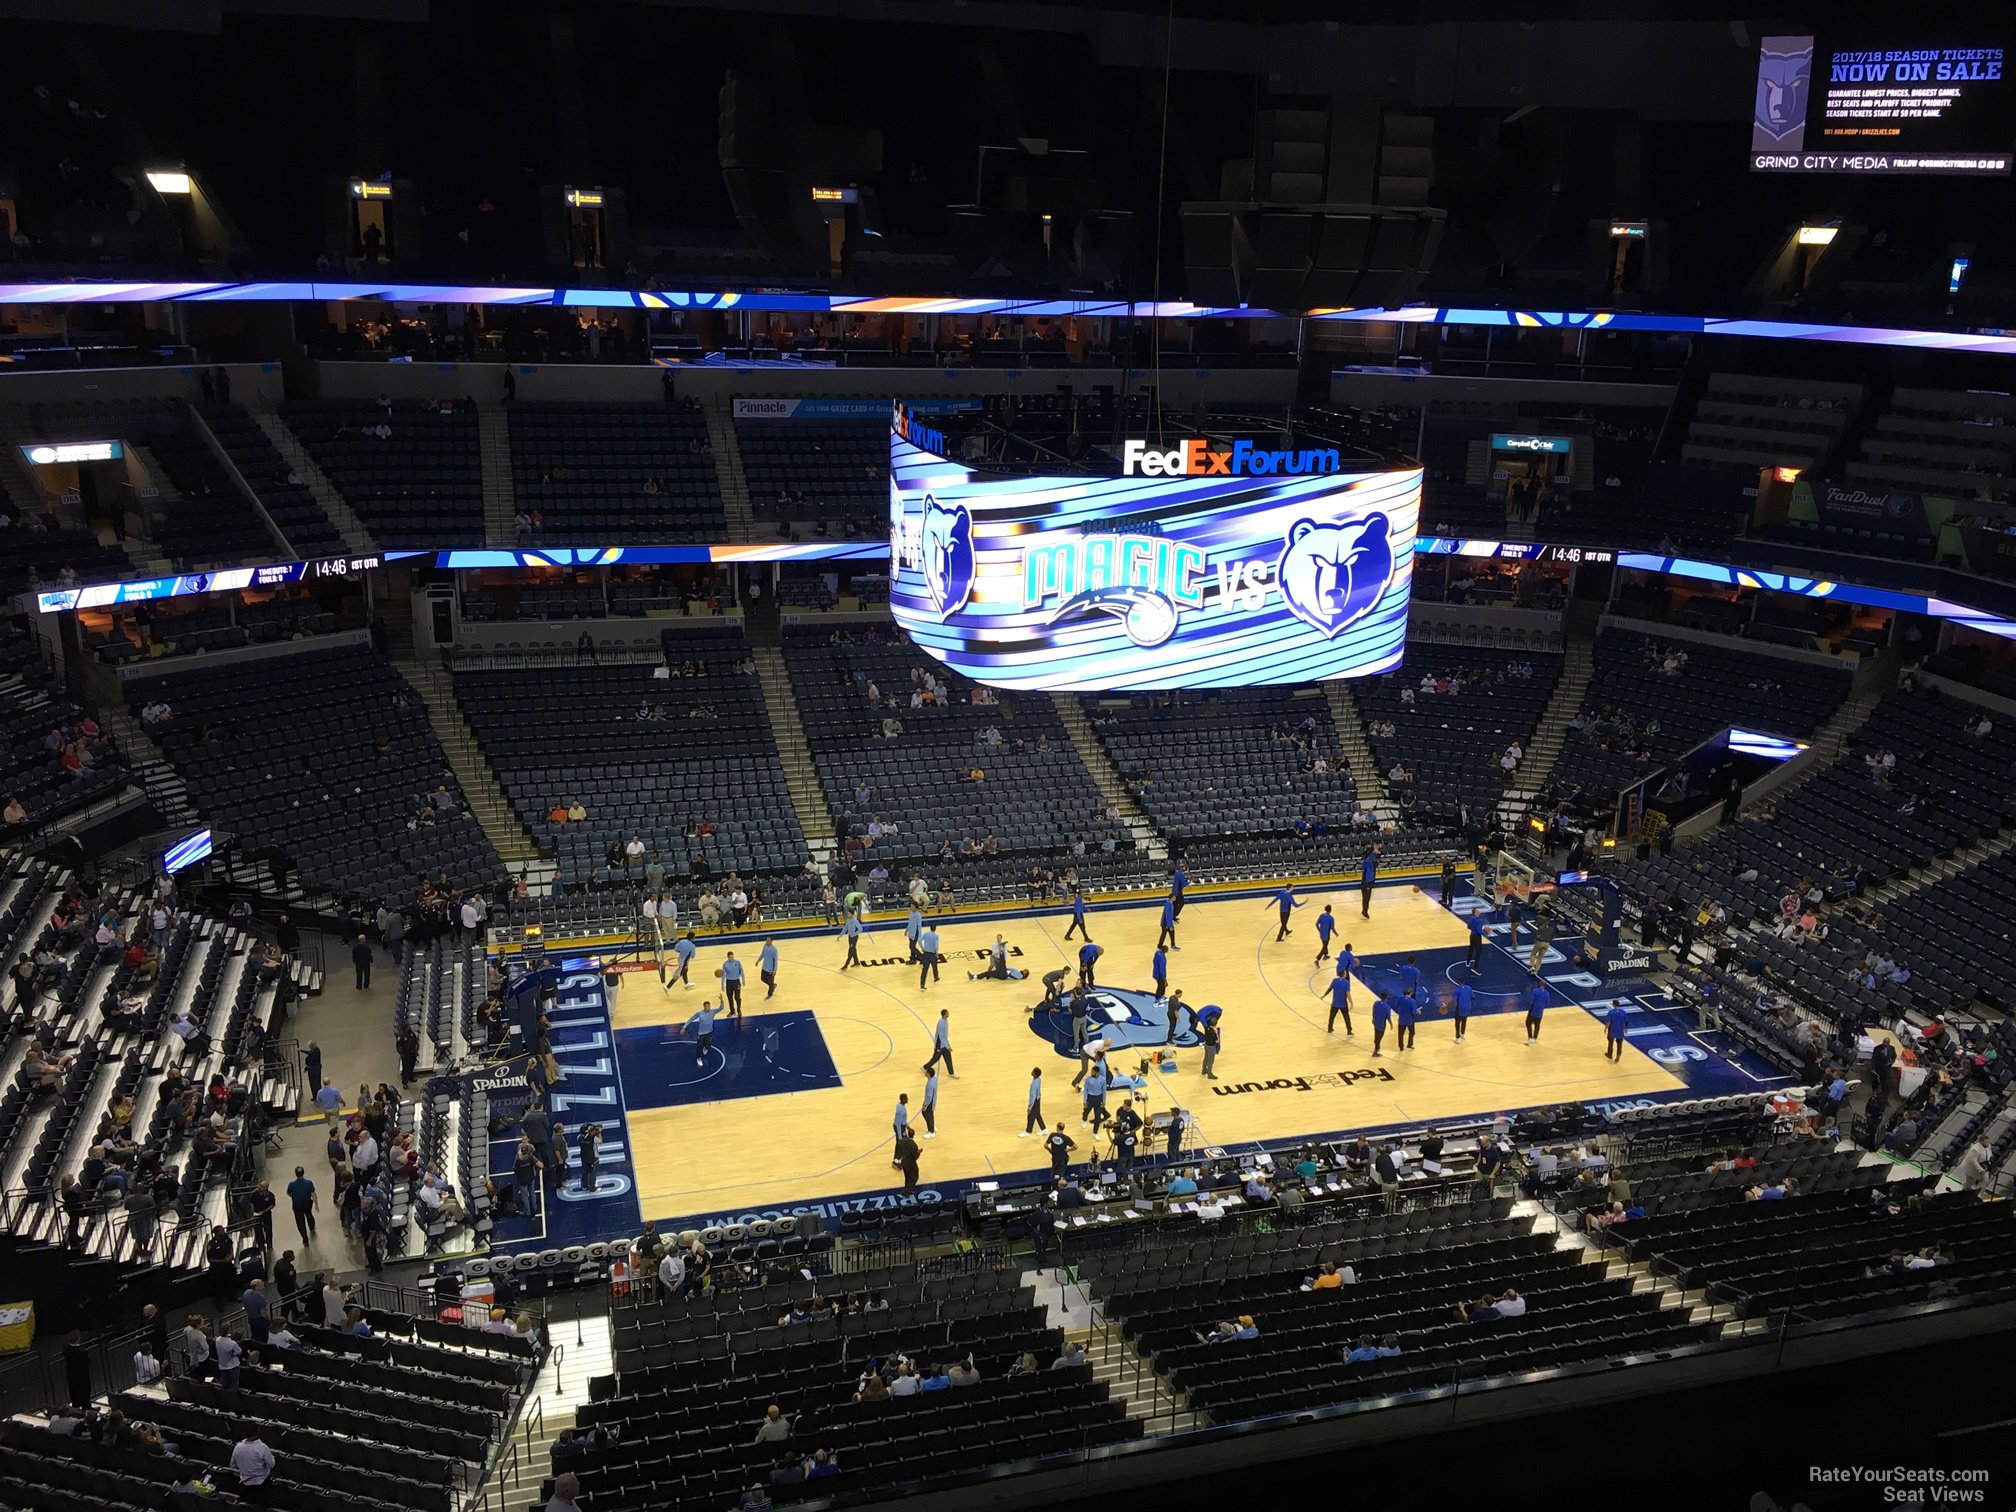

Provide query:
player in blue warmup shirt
left=690, top=1001, right=716, bottom=1063
left=1359, top=845, right=1380, bottom=918
left=1336, top=944, right=1357, bottom=980
left=1370, top=992, right=1394, bottom=1057
left=1604, top=1002, right=1630, bottom=1061
left=1151, top=945, right=1168, bottom=1001
left=1313, top=905, right=1338, bottom=965
left=906, top=906, right=925, bottom=964
left=918, top=926, right=941, bottom=990
left=666, top=931, right=698, bottom=991
left=1268, top=885, right=1304, bottom=941
left=1156, top=895, right=1179, bottom=951
left=718, top=951, right=745, bottom=1017
left=1394, top=988, right=1418, bottom=1051
left=1170, top=865, right=1189, bottom=921
left=758, top=938, right=780, bottom=999
left=1319, top=970, right=1354, bottom=1036
left=839, top=912, right=862, bottom=970
left=1064, top=889, right=1091, bottom=942
left=1078, top=939, right=1103, bottom=986
left=1525, top=979, right=1551, bottom=1043
left=1465, top=910, right=1485, bottom=968
left=1398, top=955, right=1422, bottom=996
left=1451, top=973, right=1474, bottom=1042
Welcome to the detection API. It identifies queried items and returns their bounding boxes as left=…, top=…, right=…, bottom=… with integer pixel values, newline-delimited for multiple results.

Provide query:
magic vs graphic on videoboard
left=1752, top=33, right=2012, bottom=174
left=886, top=408, right=1419, bottom=692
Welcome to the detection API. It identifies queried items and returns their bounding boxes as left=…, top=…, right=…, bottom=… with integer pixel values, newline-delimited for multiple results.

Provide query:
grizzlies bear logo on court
left=1032, top=986, right=1202, bottom=1058
left=920, top=493, right=975, bottom=620
left=1273, top=514, right=1395, bottom=638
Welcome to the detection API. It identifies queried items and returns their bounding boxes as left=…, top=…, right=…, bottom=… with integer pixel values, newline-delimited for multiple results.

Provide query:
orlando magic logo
left=1045, top=587, right=1179, bottom=648
left=920, top=494, right=975, bottom=621
left=1274, top=513, right=1396, bottom=638
left=1031, top=986, right=1202, bottom=1058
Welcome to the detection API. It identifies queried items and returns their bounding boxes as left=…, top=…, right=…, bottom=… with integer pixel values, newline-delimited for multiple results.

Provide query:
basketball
left=714, top=967, right=724, bottom=979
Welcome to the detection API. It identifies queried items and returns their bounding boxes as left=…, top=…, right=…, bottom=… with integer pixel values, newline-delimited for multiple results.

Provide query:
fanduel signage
left=1120, top=438, right=1343, bottom=477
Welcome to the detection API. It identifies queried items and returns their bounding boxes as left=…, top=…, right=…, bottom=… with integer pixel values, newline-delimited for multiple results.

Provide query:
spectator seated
left=281, top=399, right=484, bottom=547
left=1353, top=647, right=1562, bottom=819
left=736, top=417, right=887, bottom=535
left=509, top=400, right=723, bottom=544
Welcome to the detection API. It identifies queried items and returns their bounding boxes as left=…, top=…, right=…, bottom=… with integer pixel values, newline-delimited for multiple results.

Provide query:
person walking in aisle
left=1604, top=1002, right=1630, bottom=1061
left=1267, top=884, right=1304, bottom=940
left=1046, top=1122, right=1076, bottom=1176
left=1313, top=905, right=1337, bottom=965
left=758, top=938, right=780, bottom=1000
left=285, top=1165, right=318, bottom=1243
left=893, top=1127, right=921, bottom=1192
left=1156, top=893, right=1179, bottom=951
left=920, top=1068, right=940, bottom=1136
left=1524, top=978, right=1550, bottom=1044
left=1359, top=845, right=1380, bottom=918
left=665, top=931, right=697, bottom=991
left=1022, top=1067, right=1045, bottom=1136
left=1320, top=968, right=1354, bottom=1035
left=1371, top=992, right=1393, bottom=1058
left=1150, top=943, right=1168, bottom=1002
left=840, top=911, right=862, bottom=969
left=1200, top=1015, right=1222, bottom=1079
left=922, top=1008, right=955, bottom=1076
left=352, top=933, right=373, bottom=990
left=1527, top=910, right=1554, bottom=974
left=719, top=952, right=745, bottom=1017
left=1451, top=972, right=1474, bottom=1042
left=1077, top=938, right=1102, bottom=987
left=917, top=925, right=941, bottom=989
left=1063, top=888, right=1091, bottom=941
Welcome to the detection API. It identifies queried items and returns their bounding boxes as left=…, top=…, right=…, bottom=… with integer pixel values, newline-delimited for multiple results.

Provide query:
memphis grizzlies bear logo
left=920, top=494, right=975, bottom=620
left=1031, top=986, right=1202, bottom=1058
left=1273, top=514, right=1396, bottom=638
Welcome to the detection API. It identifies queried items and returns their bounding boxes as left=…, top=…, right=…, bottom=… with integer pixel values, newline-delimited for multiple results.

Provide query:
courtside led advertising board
left=887, top=408, right=1420, bottom=690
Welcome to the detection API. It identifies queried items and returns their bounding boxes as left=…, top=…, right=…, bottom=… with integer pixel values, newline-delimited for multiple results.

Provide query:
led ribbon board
left=887, top=418, right=1420, bottom=690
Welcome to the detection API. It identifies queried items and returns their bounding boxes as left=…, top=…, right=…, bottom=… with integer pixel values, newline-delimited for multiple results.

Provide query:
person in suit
left=351, top=934, right=373, bottom=990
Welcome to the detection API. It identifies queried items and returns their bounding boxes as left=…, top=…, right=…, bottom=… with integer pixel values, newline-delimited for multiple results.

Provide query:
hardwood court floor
left=611, top=884, right=1680, bottom=1225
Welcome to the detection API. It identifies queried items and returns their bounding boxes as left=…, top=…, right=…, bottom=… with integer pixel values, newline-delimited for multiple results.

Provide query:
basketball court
left=589, top=879, right=1693, bottom=1233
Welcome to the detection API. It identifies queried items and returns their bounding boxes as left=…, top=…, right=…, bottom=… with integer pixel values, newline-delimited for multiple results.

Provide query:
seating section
left=1092, top=1203, right=1706, bottom=1423
left=1085, top=686, right=1369, bottom=862
left=1602, top=1180, right=2011, bottom=1323
left=785, top=628, right=1128, bottom=890
left=736, top=417, right=887, bottom=532
left=509, top=400, right=723, bottom=542
left=455, top=625, right=807, bottom=890
left=1611, top=688, right=2015, bottom=1020
left=0, top=518, right=130, bottom=598
left=77, top=596, right=342, bottom=667
left=200, top=404, right=346, bottom=556
left=27, top=401, right=279, bottom=567
left=1681, top=374, right=1861, bottom=473
left=281, top=401, right=484, bottom=547
left=1847, top=386, right=2016, bottom=504
left=1, top=619, right=129, bottom=825
left=572, top=1259, right=1128, bottom=1512
left=1351, top=647, right=1562, bottom=819
left=122, top=643, right=501, bottom=901
left=1545, top=629, right=1850, bottom=804
left=0, top=1305, right=539, bottom=1512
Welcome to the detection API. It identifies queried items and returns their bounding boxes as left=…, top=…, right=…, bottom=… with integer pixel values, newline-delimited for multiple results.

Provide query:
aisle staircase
left=751, top=644, right=837, bottom=865
left=706, top=400, right=759, bottom=543
left=92, top=698, right=198, bottom=828
left=1323, top=682, right=1390, bottom=818
left=1051, top=694, right=1167, bottom=862
left=476, top=399, right=518, bottom=547
left=380, top=610, right=543, bottom=871
left=250, top=408, right=381, bottom=556
left=1498, top=631, right=1596, bottom=823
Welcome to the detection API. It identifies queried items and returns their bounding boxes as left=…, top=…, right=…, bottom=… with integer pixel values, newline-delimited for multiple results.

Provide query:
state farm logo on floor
left=1211, top=1068, right=1396, bottom=1097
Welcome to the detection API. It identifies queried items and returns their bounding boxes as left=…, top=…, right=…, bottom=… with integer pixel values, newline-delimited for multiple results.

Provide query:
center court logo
left=1031, top=986, right=1202, bottom=1057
